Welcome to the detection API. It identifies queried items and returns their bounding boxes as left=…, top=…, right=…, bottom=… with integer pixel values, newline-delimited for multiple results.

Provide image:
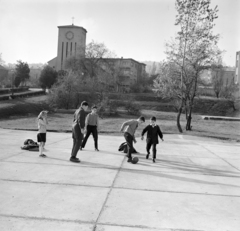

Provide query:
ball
left=131, top=157, right=139, bottom=164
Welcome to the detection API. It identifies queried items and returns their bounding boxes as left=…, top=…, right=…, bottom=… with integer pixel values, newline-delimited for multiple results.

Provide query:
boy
left=70, top=101, right=89, bottom=163
left=120, top=116, right=145, bottom=163
left=141, top=116, right=164, bottom=163
left=81, top=105, right=99, bottom=151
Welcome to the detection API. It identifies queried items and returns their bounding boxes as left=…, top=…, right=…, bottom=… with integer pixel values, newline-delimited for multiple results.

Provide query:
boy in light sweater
left=81, top=105, right=99, bottom=151
left=120, top=116, right=145, bottom=163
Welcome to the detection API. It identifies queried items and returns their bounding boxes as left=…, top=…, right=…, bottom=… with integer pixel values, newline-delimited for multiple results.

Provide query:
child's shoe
left=153, top=158, right=156, bottom=163
left=146, top=153, right=150, bottom=159
left=39, top=154, right=47, bottom=158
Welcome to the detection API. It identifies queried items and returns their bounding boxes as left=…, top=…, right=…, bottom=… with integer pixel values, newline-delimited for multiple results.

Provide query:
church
left=48, top=24, right=146, bottom=92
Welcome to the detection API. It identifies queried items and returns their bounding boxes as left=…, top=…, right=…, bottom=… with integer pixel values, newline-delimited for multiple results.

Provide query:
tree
left=15, top=60, right=30, bottom=86
left=211, top=64, right=224, bottom=98
left=39, top=65, right=58, bottom=89
left=163, top=0, right=220, bottom=132
left=48, top=72, right=80, bottom=109
left=66, top=40, right=117, bottom=94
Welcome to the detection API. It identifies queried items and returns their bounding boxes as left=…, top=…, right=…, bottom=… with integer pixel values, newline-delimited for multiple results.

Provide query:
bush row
left=0, top=87, right=30, bottom=95
left=0, top=90, right=45, bottom=101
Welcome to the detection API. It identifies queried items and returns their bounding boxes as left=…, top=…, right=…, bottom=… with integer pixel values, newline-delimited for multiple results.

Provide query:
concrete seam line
left=92, top=154, right=127, bottom=231
left=0, top=214, right=204, bottom=231
left=2, top=179, right=240, bottom=198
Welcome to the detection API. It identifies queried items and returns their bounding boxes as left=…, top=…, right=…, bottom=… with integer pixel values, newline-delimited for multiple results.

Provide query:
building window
left=237, top=54, right=239, bottom=61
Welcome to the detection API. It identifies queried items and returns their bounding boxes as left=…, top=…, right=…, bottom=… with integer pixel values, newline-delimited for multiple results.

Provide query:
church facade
left=48, top=24, right=87, bottom=71
left=48, top=24, right=146, bottom=92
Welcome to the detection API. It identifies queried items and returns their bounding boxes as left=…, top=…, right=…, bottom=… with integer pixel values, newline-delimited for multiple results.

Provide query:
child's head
left=137, top=116, right=145, bottom=124
left=38, top=110, right=48, bottom=119
left=91, top=105, right=97, bottom=113
left=81, top=101, right=89, bottom=111
left=150, top=116, right=156, bottom=125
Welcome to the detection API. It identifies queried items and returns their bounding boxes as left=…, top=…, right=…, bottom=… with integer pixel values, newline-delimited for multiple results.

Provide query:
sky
left=0, top=0, right=239, bottom=66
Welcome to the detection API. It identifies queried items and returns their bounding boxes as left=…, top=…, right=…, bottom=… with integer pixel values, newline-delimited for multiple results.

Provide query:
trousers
left=71, top=123, right=83, bottom=157
left=146, top=140, right=157, bottom=159
left=124, top=132, right=134, bottom=159
left=81, top=125, right=98, bottom=149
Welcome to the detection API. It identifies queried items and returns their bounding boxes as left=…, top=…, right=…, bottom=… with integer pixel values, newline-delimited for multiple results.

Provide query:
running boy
left=81, top=105, right=99, bottom=151
left=120, top=116, right=145, bottom=163
left=141, top=116, right=164, bottom=163
left=37, top=110, right=48, bottom=158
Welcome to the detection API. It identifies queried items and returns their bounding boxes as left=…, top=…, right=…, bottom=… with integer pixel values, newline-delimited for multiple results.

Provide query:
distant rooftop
left=58, top=24, right=87, bottom=33
left=102, top=58, right=146, bottom=66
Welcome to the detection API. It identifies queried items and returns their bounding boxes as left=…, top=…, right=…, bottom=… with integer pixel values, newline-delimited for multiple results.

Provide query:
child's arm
left=38, top=118, right=46, bottom=126
left=141, top=125, right=149, bottom=140
left=157, top=126, right=164, bottom=141
left=120, top=120, right=131, bottom=132
left=97, top=115, right=99, bottom=131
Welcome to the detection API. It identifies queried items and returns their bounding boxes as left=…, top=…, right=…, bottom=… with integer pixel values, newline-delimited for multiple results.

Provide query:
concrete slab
left=0, top=181, right=109, bottom=222
left=98, top=189, right=240, bottom=231
left=1, top=128, right=240, bottom=231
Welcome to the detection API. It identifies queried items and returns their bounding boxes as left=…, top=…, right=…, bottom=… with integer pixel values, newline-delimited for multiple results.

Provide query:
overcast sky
left=0, top=0, right=239, bottom=66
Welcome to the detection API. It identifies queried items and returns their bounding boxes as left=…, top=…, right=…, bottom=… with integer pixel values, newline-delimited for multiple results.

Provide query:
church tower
left=48, top=24, right=87, bottom=71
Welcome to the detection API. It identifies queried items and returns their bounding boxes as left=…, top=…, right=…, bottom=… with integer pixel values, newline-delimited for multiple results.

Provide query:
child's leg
left=146, top=142, right=151, bottom=154
left=152, top=143, right=157, bottom=160
left=81, top=127, right=91, bottom=148
left=39, top=142, right=43, bottom=155
left=93, top=127, right=98, bottom=150
left=39, top=142, right=47, bottom=157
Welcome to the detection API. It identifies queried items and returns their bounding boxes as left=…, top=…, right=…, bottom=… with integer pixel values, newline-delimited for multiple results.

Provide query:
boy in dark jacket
left=141, top=117, right=164, bottom=163
left=70, top=101, right=89, bottom=163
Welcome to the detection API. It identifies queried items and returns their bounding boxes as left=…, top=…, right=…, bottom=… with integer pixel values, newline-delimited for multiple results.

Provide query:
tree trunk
left=186, top=106, right=193, bottom=131
left=177, top=104, right=183, bottom=133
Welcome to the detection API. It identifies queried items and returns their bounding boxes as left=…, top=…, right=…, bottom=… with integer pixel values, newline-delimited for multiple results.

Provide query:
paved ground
left=0, top=128, right=240, bottom=231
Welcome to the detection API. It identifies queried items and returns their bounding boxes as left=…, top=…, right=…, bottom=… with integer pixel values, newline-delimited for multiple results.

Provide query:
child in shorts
left=37, top=111, right=48, bottom=157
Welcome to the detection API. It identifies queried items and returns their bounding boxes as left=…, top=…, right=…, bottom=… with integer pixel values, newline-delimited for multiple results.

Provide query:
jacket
left=141, top=124, right=163, bottom=144
left=72, top=107, right=86, bottom=129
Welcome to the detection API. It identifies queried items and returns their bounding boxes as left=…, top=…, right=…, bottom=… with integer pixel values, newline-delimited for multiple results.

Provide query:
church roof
left=58, top=25, right=87, bottom=33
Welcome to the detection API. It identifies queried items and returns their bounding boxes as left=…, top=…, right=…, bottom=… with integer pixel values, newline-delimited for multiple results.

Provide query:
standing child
left=37, top=111, right=48, bottom=158
left=141, top=116, right=164, bottom=163
left=81, top=105, right=99, bottom=151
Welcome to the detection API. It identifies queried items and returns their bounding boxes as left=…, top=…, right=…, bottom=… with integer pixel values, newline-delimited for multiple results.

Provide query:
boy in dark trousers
left=141, top=116, right=164, bottom=163
left=70, top=101, right=89, bottom=163
left=81, top=105, right=99, bottom=151
left=120, top=116, right=145, bottom=163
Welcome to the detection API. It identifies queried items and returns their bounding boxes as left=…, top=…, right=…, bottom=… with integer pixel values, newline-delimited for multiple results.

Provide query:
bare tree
left=162, top=0, right=220, bottom=132
left=211, top=64, right=224, bottom=98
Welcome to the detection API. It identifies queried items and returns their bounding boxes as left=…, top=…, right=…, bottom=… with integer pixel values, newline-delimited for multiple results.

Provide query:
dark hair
left=81, top=101, right=88, bottom=107
left=150, top=116, right=156, bottom=121
left=91, top=105, right=97, bottom=109
left=138, top=116, right=145, bottom=122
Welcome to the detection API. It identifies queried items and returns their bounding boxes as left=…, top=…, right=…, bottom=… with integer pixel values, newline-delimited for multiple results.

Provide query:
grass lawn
left=0, top=110, right=239, bottom=142
left=0, top=95, right=239, bottom=142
